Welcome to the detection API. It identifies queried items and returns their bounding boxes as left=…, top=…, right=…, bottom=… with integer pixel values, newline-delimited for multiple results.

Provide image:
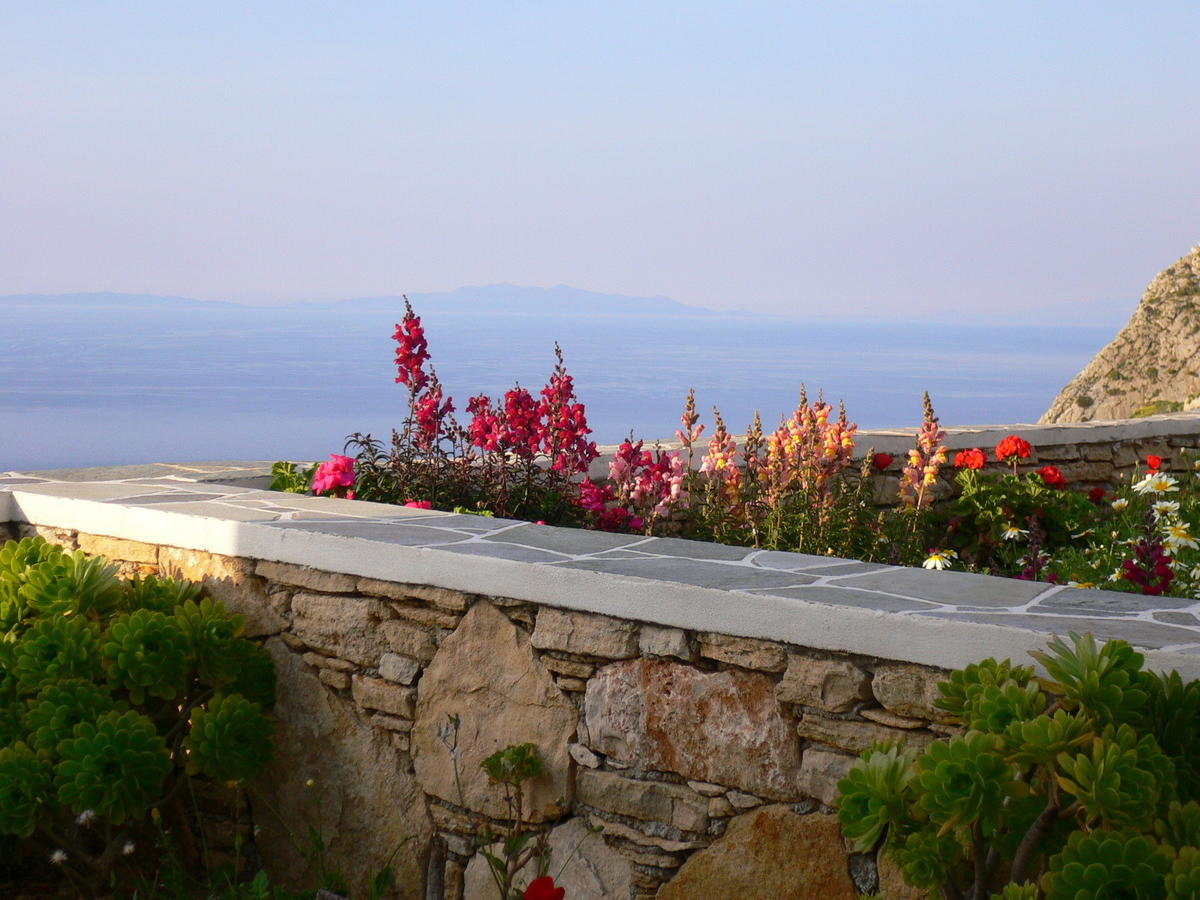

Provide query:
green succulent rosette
left=175, top=598, right=244, bottom=686
left=55, top=710, right=171, bottom=824
left=991, top=882, right=1038, bottom=899
left=23, top=679, right=117, bottom=759
left=1157, top=801, right=1200, bottom=851
left=1057, top=722, right=1176, bottom=829
left=916, top=732, right=1014, bottom=834
left=0, top=742, right=52, bottom=838
left=837, top=742, right=917, bottom=850
left=182, top=693, right=273, bottom=783
left=1042, top=830, right=1169, bottom=899
left=888, top=827, right=966, bottom=890
left=1031, top=632, right=1148, bottom=727
left=11, top=615, right=101, bottom=693
left=123, top=572, right=202, bottom=614
left=20, top=551, right=125, bottom=619
left=936, top=657, right=1035, bottom=723
left=1139, top=669, right=1200, bottom=803
left=1166, top=846, right=1200, bottom=900
left=225, top=640, right=276, bottom=710
left=1004, top=709, right=1092, bottom=768
left=101, top=608, right=191, bottom=704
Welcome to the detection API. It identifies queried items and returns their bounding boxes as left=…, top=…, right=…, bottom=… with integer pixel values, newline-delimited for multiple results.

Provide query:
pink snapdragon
left=393, top=298, right=431, bottom=391
left=536, top=348, right=598, bottom=475
left=610, top=439, right=690, bottom=522
left=312, top=454, right=356, bottom=499
left=899, top=393, right=948, bottom=510
left=414, top=379, right=454, bottom=450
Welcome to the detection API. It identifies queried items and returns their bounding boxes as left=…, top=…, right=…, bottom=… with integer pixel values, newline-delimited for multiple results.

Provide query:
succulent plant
left=226, top=639, right=277, bottom=710
left=0, top=742, right=52, bottom=838
left=11, top=615, right=101, bottom=692
left=20, top=551, right=125, bottom=619
left=968, top=680, right=1046, bottom=733
left=837, top=743, right=917, bottom=850
left=22, top=679, right=117, bottom=759
left=888, top=827, right=966, bottom=890
left=1042, top=830, right=1169, bottom=899
left=916, top=732, right=1013, bottom=834
left=0, top=536, right=65, bottom=585
left=1139, top=669, right=1200, bottom=803
left=1166, top=846, right=1200, bottom=900
left=1004, top=709, right=1092, bottom=767
left=100, top=608, right=191, bottom=704
left=123, top=572, right=202, bottom=614
left=1157, top=801, right=1200, bottom=851
left=992, top=883, right=1039, bottom=899
left=936, top=657, right=1035, bottom=721
left=1031, top=632, right=1148, bottom=726
left=175, top=597, right=245, bottom=686
left=55, top=709, right=171, bottom=824
left=182, top=693, right=273, bottom=783
left=1057, top=723, right=1175, bottom=830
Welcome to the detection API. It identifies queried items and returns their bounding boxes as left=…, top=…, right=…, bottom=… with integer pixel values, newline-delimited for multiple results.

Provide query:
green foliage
left=838, top=633, right=1200, bottom=898
left=269, top=460, right=316, bottom=494
left=0, top=536, right=277, bottom=895
left=481, top=741, right=544, bottom=786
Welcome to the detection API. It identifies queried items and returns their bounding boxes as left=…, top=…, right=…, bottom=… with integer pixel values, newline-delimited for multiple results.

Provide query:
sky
left=2, top=2, right=1198, bottom=318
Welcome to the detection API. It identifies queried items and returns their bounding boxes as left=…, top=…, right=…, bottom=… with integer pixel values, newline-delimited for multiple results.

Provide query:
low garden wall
left=3, top=412, right=1199, bottom=899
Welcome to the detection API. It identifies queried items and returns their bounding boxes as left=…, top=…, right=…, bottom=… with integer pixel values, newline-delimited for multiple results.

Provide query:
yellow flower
left=922, top=549, right=957, bottom=570
left=1164, top=524, right=1198, bottom=551
left=1001, top=526, right=1028, bottom=541
left=1133, top=473, right=1179, bottom=495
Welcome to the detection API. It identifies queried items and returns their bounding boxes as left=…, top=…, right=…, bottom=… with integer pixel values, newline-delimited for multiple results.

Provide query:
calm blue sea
left=1, top=303, right=1115, bottom=471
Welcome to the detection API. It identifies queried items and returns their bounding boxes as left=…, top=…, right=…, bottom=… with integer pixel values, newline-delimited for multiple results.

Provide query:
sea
left=0, top=302, right=1118, bottom=472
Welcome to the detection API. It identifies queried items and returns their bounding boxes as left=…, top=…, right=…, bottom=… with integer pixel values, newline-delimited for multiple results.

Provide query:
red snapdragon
left=392, top=298, right=431, bottom=391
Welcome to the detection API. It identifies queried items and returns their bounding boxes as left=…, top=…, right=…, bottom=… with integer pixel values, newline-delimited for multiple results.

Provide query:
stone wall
left=12, top=524, right=951, bottom=899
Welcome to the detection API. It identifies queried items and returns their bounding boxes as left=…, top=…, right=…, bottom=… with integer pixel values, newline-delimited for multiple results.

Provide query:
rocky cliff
left=1042, top=245, right=1200, bottom=424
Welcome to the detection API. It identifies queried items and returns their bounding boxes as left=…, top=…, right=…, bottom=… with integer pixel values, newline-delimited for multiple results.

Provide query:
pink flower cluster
left=578, top=479, right=643, bottom=531
left=899, top=393, right=948, bottom=510
left=760, top=393, right=857, bottom=507
left=393, top=298, right=431, bottom=391
left=414, top=379, right=454, bottom=450
left=312, top=454, right=356, bottom=499
left=581, top=438, right=689, bottom=531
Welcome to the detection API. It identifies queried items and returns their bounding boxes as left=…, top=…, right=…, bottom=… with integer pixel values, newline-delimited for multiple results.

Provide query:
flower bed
left=273, top=300, right=1200, bottom=601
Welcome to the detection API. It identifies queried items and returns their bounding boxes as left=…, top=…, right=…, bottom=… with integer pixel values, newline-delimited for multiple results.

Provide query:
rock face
left=463, top=817, right=635, bottom=899
left=1042, top=244, right=1200, bottom=423
left=411, top=600, right=577, bottom=821
left=251, top=639, right=431, bottom=898
left=584, top=658, right=802, bottom=799
left=656, top=806, right=857, bottom=899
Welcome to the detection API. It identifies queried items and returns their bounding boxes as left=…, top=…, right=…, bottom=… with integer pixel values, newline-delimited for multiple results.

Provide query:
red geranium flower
left=524, top=876, right=565, bottom=900
left=953, top=448, right=986, bottom=470
left=1088, top=486, right=1107, bottom=503
left=1038, top=465, right=1067, bottom=490
left=1147, top=454, right=1163, bottom=472
left=871, top=452, right=894, bottom=471
left=995, top=435, right=1032, bottom=462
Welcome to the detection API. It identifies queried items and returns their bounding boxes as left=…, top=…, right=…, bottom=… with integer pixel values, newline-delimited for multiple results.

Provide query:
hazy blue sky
left=3, top=2, right=1197, bottom=317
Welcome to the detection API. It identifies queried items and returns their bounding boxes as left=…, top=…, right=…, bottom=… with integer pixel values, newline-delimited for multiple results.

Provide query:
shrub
left=837, top=632, right=1200, bottom=898
left=0, top=536, right=275, bottom=895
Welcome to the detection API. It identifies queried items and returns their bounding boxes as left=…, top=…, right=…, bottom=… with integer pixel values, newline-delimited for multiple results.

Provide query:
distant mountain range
left=0, top=285, right=748, bottom=318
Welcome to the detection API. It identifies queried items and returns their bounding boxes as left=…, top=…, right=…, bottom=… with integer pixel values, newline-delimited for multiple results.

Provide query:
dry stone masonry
left=2, top=427, right=1199, bottom=898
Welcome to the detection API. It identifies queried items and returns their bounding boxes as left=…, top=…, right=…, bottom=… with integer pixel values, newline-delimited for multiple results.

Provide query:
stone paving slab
left=3, top=463, right=1200, bottom=675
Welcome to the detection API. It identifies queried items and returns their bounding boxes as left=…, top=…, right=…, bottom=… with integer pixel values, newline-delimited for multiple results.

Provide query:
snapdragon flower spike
left=899, top=392, right=947, bottom=509
left=392, top=298, right=431, bottom=391
left=762, top=389, right=857, bottom=510
left=536, top=346, right=598, bottom=475
left=413, top=376, right=454, bottom=451
left=466, top=394, right=503, bottom=451
left=502, top=386, right=541, bottom=459
left=1121, top=533, right=1175, bottom=595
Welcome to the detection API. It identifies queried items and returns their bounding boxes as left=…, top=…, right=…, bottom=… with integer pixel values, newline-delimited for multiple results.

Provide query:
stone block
left=77, top=533, right=158, bottom=565
left=290, top=593, right=391, bottom=667
left=556, top=676, right=588, bottom=692
left=639, top=624, right=695, bottom=661
left=351, top=675, right=415, bottom=718
left=871, top=664, right=952, bottom=722
left=388, top=603, right=461, bottom=630
left=797, top=713, right=936, bottom=755
left=412, top=601, right=577, bottom=822
left=585, top=815, right=707, bottom=852
left=687, top=781, right=727, bottom=797
left=657, top=807, right=857, bottom=899
left=708, top=796, right=735, bottom=817
left=576, top=769, right=709, bottom=832
left=378, top=652, right=422, bottom=685
left=540, top=655, right=595, bottom=678
left=860, top=707, right=927, bottom=729
left=698, top=633, right=787, bottom=672
left=777, top=654, right=872, bottom=712
left=568, top=743, right=601, bottom=768
left=318, top=669, right=350, bottom=690
left=370, top=713, right=413, bottom=733
left=530, top=607, right=640, bottom=659
left=255, top=560, right=357, bottom=593
left=381, top=619, right=439, bottom=662
left=159, top=546, right=286, bottom=637
left=585, top=658, right=802, bottom=799
left=725, top=790, right=762, bottom=810
left=302, top=652, right=357, bottom=672
left=797, top=750, right=856, bottom=807
left=355, top=577, right=472, bottom=611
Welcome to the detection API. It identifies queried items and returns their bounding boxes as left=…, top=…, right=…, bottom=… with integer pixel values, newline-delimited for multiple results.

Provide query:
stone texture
left=302, top=652, right=357, bottom=672
left=531, top=607, right=640, bottom=658
left=256, top=560, right=357, bottom=593
left=158, top=546, right=286, bottom=637
left=687, top=781, right=727, bottom=797
left=872, top=664, right=951, bottom=722
left=708, top=796, right=735, bottom=817
left=585, top=658, right=802, bottom=799
left=577, top=769, right=709, bottom=832
left=251, top=639, right=431, bottom=898
left=860, top=707, right=927, bottom=729
left=318, top=669, right=350, bottom=690
left=585, top=814, right=707, bottom=852
left=463, top=817, right=634, bottom=900
left=569, top=742, right=601, bottom=768
left=412, top=601, right=577, bottom=822
left=356, top=577, right=473, bottom=612
left=541, top=655, right=595, bottom=678
left=352, top=675, right=416, bottom=718
left=726, top=790, right=762, bottom=810
left=378, top=652, right=422, bottom=685
left=76, top=532, right=159, bottom=564
left=797, top=713, right=936, bottom=755
left=656, top=807, right=856, bottom=900
left=381, top=619, right=440, bottom=662
left=777, top=654, right=872, bottom=713
left=388, top=603, right=461, bottom=630
left=639, top=624, right=695, bottom=661
left=290, top=592, right=391, bottom=667
left=699, top=633, right=787, bottom=672
left=797, top=750, right=856, bottom=808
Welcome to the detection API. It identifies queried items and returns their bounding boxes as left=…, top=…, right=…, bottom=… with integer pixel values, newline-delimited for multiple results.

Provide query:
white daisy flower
left=1001, top=526, right=1028, bottom=541
left=50, top=850, right=68, bottom=866
left=1111, top=498, right=1130, bottom=512
left=1133, top=473, right=1180, bottom=495
left=1164, top=524, right=1199, bottom=551
left=1153, top=500, right=1181, bottom=518
left=922, top=549, right=957, bottom=571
